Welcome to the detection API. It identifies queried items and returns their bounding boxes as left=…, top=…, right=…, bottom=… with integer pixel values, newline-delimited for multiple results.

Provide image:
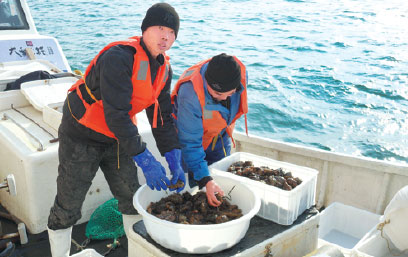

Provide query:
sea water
left=28, top=0, right=408, bottom=163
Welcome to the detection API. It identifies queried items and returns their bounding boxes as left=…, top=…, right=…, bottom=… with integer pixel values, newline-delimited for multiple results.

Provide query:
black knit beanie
left=205, top=53, right=241, bottom=92
left=141, top=3, right=180, bottom=38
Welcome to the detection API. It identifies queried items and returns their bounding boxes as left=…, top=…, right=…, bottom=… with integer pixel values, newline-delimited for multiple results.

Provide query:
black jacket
left=60, top=38, right=180, bottom=157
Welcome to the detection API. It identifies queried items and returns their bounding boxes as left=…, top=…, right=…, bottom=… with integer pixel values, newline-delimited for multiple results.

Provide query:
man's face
left=143, top=26, right=176, bottom=58
left=207, top=84, right=236, bottom=101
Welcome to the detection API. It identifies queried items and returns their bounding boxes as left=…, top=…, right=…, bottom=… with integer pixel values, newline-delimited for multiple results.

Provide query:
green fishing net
left=85, top=198, right=125, bottom=241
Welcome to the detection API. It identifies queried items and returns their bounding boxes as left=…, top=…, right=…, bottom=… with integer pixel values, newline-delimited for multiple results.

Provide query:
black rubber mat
left=132, top=206, right=319, bottom=257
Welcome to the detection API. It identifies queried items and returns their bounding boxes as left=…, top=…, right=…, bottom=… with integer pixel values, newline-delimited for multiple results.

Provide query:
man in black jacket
left=47, top=3, right=185, bottom=256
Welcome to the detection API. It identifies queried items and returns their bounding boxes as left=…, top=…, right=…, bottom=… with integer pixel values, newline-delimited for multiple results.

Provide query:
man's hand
left=164, top=149, right=186, bottom=193
left=133, top=148, right=170, bottom=191
left=205, top=180, right=224, bottom=207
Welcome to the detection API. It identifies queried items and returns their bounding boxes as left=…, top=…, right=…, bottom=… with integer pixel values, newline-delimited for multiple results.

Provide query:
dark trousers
left=48, top=132, right=139, bottom=230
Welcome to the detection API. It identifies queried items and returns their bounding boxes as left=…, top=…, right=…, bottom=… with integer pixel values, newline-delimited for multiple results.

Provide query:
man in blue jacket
left=171, top=53, right=248, bottom=206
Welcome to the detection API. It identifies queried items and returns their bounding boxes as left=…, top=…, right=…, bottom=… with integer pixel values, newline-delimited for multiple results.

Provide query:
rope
left=11, top=104, right=58, bottom=142
left=72, top=237, right=119, bottom=256
left=73, top=70, right=83, bottom=76
left=102, top=239, right=120, bottom=256
left=71, top=238, right=89, bottom=252
left=377, top=220, right=408, bottom=256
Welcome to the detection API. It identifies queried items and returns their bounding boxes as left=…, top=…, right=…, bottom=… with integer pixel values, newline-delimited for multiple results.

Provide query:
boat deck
left=1, top=204, right=318, bottom=257
left=0, top=204, right=127, bottom=257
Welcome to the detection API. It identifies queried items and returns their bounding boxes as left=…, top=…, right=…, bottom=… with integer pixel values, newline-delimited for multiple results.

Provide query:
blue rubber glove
left=164, top=149, right=186, bottom=193
left=133, top=148, right=170, bottom=191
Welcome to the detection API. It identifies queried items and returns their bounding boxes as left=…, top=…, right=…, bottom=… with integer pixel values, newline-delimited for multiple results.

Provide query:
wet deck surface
left=0, top=205, right=128, bottom=257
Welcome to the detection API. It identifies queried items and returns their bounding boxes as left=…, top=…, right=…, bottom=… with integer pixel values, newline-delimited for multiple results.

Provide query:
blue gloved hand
left=133, top=148, right=170, bottom=191
left=164, top=149, right=186, bottom=193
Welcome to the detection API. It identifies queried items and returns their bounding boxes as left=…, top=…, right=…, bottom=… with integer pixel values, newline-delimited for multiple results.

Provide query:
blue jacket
left=172, top=63, right=247, bottom=181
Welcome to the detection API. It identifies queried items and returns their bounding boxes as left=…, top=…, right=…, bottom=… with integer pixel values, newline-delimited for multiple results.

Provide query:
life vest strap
left=220, top=134, right=227, bottom=157
left=245, top=113, right=248, bottom=136
left=67, top=91, right=80, bottom=123
left=82, top=77, right=98, bottom=103
left=211, top=135, right=218, bottom=151
left=211, top=133, right=227, bottom=157
left=117, top=140, right=120, bottom=169
left=152, top=99, right=161, bottom=128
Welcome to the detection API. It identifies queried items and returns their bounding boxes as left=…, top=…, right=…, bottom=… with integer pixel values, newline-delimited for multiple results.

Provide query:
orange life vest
left=68, top=36, right=170, bottom=139
left=171, top=57, right=248, bottom=150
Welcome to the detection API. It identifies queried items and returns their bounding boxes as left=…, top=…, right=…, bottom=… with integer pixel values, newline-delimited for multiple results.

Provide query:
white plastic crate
left=71, top=249, right=103, bottom=257
left=43, top=102, right=63, bottom=131
left=209, top=152, right=318, bottom=225
left=319, top=202, right=380, bottom=250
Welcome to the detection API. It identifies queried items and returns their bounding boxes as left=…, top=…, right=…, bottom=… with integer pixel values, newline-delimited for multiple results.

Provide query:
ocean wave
left=28, top=0, right=408, bottom=163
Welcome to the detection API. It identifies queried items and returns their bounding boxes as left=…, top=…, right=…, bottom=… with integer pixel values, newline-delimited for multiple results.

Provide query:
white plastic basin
left=133, top=175, right=261, bottom=254
left=71, top=249, right=103, bottom=257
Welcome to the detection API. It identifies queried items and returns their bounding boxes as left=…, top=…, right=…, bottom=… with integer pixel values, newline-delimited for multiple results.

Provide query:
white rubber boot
left=122, top=214, right=142, bottom=238
left=47, top=226, right=72, bottom=257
